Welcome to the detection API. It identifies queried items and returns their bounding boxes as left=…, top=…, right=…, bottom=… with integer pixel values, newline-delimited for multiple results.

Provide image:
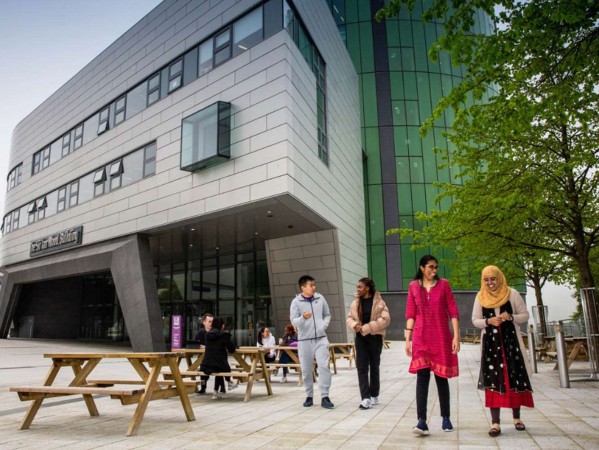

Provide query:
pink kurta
left=406, top=279, right=459, bottom=378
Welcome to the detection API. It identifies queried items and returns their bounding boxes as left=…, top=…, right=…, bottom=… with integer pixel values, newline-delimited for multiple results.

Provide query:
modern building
left=326, top=0, right=494, bottom=324
left=0, top=0, right=492, bottom=350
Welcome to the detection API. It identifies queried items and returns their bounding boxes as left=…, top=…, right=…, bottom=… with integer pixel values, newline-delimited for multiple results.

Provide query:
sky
left=0, top=0, right=162, bottom=211
left=0, top=0, right=579, bottom=322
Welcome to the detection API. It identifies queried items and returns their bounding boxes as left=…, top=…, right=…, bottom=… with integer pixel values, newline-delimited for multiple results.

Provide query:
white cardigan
left=472, top=288, right=532, bottom=376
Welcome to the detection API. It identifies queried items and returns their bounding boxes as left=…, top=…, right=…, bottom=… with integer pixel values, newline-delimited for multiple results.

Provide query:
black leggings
left=211, top=376, right=232, bottom=393
left=416, top=368, right=450, bottom=419
left=490, top=407, right=521, bottom=424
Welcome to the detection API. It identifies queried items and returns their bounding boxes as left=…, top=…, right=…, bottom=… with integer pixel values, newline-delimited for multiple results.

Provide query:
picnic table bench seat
left=10, top=385, right=145, bottom=401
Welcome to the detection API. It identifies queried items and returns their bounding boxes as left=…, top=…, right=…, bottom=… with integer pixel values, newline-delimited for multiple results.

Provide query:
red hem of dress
left=409, top=356, right=459, bottom=378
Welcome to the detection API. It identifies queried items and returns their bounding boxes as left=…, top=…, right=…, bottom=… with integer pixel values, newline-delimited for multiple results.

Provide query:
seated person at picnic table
left=257, top=326, right=277, bottom=363
left=194, top=313, right=213, bottom=394
left=200, top=317, right=237, bottom=399
left=277, top=324, right=298, bottom=383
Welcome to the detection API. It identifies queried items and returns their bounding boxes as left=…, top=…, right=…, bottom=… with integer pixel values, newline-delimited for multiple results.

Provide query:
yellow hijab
left=478, top=265, right=510, bottom=309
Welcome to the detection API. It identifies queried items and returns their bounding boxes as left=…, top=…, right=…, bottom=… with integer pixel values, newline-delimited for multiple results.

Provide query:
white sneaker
left=370, top=396, right=379, bottom=405
left=217, top=391, right=226, bottom=399
left=228, top=381, right=238, bottom=390
left=212, top=391, right=219, bottom=399
left=359, top=398, right=372, bottom=410
left=280, top=376, right=287, bottom=383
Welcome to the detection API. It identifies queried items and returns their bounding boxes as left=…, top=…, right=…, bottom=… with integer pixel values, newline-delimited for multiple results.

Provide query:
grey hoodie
left=290, top=292, right=331, bottom=341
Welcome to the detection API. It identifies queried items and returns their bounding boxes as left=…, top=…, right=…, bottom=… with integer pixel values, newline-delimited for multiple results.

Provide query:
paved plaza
left=1, top=338, right=599, bottom=449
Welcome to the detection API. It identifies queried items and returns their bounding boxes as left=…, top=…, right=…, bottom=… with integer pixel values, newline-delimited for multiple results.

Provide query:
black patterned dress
left=479, top=300, right=534, bottom=409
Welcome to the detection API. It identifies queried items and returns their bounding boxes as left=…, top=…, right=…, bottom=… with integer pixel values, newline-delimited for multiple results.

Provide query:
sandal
left=514, top=420, right=526, bottom=431
left=488, top=424, right=501, bottom=437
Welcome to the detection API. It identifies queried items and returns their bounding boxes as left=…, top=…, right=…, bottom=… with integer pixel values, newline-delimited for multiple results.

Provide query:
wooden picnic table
left=550, top=337, right=589, bottom=370
left=328, top=343, right=355, bottom=374
left=10, top=352, right=196, bottom=437
left=170, top=347, right=273, bottom=402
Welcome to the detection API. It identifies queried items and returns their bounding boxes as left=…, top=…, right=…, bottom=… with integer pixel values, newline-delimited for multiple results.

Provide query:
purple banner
left=171, top=315, right=183, bottom=349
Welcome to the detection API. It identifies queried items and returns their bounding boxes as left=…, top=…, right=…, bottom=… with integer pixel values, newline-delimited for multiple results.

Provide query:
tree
left=379, top=0, right=598, bottom=334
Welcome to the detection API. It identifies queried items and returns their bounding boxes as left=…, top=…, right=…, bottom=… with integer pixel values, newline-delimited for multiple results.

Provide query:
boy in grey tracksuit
left=290, top=275, right=334, bottom=409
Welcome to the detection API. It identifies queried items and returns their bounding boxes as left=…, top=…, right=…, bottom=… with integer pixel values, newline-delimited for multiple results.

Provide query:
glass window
left=233, top=6, right=263, bottom=57
left=114, top=96, right=126, bottom=125
left=93, top=168, right=106, bottom=184
left=32, top=152, right=41, bottom=175
left=57, top=186, right=67, bottom=211
left=8, top=170, right=15, bottom=190
left=62, top=132, right=71, bottom=157
left=98, top=107, right=109, bottom=134
left=110, top=160, right=123, bottom=190
left=94, top=168, right=106, bottom=196
left=122, top=149, right=144, bottom=187
left=44, top=190, right=58, bottom=218
left=16, top=164, right=22, bottom=185
left=147, top=73, right=160, bottom=106
left=264, top=0, right=283, bottom=39
left=69, top=181, right=79, bottom=207
left=11, top=209, right=19, bottom=231
left=4, top=213, right=11, bottom=233
left=83, top=114, right=99, bottom=145
left=126, top=83, right=147, bottom=119
left=73, top=124, right=84, bottom=149
left=144, top=143, right=157, bottom=177
left=181, top=102, right=231, bottom=171
left=168, top=59, right=183, bottom=93
left=198, top=39, right=213, bottom=76
left=78, top=173, right=95, bottom=204
left=214, top=28, right=231, bottom=66
left=37, top=196, right=47, bottom=210
left=42, top=147, right=50, bottom=169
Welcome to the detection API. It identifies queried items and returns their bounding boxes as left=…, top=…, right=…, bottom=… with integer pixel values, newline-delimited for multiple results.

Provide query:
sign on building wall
left=29, top=226, right=83, bottom=257
left=171, top=315, right=183, bottom=349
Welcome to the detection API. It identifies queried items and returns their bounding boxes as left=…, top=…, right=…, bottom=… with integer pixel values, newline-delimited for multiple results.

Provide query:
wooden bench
left=11, top=385, right=145, bottom=402
left=384, top=340, right=391, bottom=349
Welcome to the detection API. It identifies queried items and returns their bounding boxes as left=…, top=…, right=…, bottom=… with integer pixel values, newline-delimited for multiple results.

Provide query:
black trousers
left=416, top=368, right=450, bottom=419
left=355, top=333, right=383, bottom=400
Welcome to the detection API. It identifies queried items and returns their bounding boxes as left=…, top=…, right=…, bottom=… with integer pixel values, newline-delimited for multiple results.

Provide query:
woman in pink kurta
left=405, top=255, right=460, bottom=436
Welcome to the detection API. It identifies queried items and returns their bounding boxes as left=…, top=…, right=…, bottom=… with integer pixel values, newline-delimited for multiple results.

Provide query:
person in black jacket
left=200, top=317, right=237, bottom=399
left=194, top=313, right=213, bottom=394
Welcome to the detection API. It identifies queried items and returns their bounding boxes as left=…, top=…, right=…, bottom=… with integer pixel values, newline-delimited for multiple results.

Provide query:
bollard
left=555, top=321, right=570, bottom=388
left=528, top=324, right=538, bottom=374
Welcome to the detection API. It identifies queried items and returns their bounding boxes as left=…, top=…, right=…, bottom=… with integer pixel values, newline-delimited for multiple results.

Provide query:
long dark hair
left=358, top=277, right=376, bottom=296
left=257, top=326, right=269, bottom=345
left=211, top=317, right=225, bottom=331
left=414, top=255, right=439, bottom=280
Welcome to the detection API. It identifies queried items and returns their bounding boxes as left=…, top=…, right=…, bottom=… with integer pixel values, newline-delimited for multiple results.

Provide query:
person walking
left=290, top=275, right=334, bottom=409
left=406, top=255, right=460, bottom=435
left=347, top=277, right=390, bottom=410
left=472, top=265, right=534, bottom=437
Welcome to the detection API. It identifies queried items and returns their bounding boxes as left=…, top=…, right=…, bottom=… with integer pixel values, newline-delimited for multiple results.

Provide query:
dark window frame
left=147, top=73, right=161, bottom=106
left=69, top=180, right=79, bottom=207
left=114, top=96, right=126, bottom=125
left=98, top=107, right=109, bottom=134
left=168, top=59, right=183, bottom=93
left=73, top=124, right=84, bottom=149
left=213, top=27, right=232, bottom=67
left=57, top=186, right=67, bottom=212
left=62, top=131, right=71, bottom=157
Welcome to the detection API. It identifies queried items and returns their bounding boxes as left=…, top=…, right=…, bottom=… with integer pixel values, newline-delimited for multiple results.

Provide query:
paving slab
left=1, top=338, right=598, bottom=449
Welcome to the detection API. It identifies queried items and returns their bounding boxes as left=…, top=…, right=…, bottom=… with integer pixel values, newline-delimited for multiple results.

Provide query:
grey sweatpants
left=298, top=337, right=331, bottom=398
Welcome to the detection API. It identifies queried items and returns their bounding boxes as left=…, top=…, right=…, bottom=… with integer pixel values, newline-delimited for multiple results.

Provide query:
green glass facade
left=328, top=0, right=493, bottom=291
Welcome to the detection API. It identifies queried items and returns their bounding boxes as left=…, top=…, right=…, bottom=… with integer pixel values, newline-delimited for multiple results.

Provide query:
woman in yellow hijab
left=472, top=266, right=534, bottom=437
